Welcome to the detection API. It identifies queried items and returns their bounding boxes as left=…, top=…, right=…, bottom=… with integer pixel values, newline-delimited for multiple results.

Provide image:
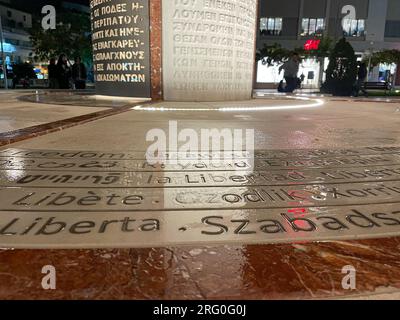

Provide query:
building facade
left=0, top=1, right=33, bottom=68
left=256, top=0, right=400, bottom=89
left=0, top=0, right=92, bottom=85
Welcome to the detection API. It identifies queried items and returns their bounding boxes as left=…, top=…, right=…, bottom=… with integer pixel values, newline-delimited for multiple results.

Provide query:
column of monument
left=90, top=0, right=258, bottom=101
left=90, top=0, right=151, bottom=97
left=162, top=0, right=258, bottom=101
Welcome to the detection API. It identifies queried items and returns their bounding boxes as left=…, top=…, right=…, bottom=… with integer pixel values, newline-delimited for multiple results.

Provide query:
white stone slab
left=162, top=0, right=258, bottom=101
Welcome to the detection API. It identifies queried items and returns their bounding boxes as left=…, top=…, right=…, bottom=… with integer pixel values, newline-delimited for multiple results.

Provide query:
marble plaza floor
left=0, top=91, right=148, bottom=146
left=1, top=90, right=400, bottom=299
left=0, top=91, right=109, bottom=134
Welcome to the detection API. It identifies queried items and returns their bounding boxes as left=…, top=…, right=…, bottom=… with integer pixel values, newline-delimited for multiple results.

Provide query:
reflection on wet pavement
left=1, top=147, right=400, bottom=249
left=19, top=91, right=148, bottom=108
left=2, top=93, right=400, bottom=299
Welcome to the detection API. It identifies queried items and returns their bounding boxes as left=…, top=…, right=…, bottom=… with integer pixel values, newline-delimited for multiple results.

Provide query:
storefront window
left=256, top=58, right=322, bottom=89
left=343, top=19, right=365, bottom=37
left=301, top=18, right=325, bottom=36
left=316, top=19, right=324, bottom=33
left=378, top=63, right=396, bottom=82
left=260, top=17, right=283, bottom=36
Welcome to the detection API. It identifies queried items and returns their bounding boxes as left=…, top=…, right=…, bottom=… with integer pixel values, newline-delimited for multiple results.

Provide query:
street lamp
left=367, top=41, right=374, bottom=81
left=0, top=16, right=8, bottom=89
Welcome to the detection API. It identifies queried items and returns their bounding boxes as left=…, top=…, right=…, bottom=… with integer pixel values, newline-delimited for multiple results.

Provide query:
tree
left=256, top=37, right=334, bottom=64
left=29, top=9, right=92, bottom=65
left=321, top=38, right=357, bottom=96
left=364, top=49, right=400, bottom=67
left=256, top=43, right=291, bottom=66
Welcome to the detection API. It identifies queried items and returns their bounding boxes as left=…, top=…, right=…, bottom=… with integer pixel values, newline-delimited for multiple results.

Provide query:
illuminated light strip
left=219, top=99, right=324, bottom=112
left=91, top=95, right=151, bottom=102
left=131, top=96, right=325, bottom=112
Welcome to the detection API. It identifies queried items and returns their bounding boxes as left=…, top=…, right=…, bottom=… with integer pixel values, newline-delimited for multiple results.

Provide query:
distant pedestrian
left=72, top=57, right=87, bottom=90
left=48, top=58, right=58, bottom=89
left=22, top=76, right=30, bottom=89
left=57, top=54, right=71, bottom=89
left=299, top=73, right=305, bottom=88
left=12, top=74, right=18, bottom=89
left=278, top=52, right=300, bottom=93
left=354, top=62, right=368, bottom=97
left=72, top=56, right=87, bottom=90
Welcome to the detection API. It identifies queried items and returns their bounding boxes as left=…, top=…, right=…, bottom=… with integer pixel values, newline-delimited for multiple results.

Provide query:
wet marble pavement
left=0, top=91, right=149, bottom=146
left=3, top=146, right=400, bottom=249
left=2, top=239, right=400, bottom=300
left=1, top=93, right=400, bottom=299
left=0, top=91, right=110, bottom=134
left=18, top=90, right=149, bottom=108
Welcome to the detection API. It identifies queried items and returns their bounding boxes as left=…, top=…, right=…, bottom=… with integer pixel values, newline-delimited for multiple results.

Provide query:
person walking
left=354, top=62, right=368, bottom=97
left=12, top=74, right=19, bottom=89
left=56, top=54, right=71, bottom=89
left=48, top=58, right=58, bottom=89
left=278, top=52, right=300, bottom=93
left=72, top=56, right=87, bottom=90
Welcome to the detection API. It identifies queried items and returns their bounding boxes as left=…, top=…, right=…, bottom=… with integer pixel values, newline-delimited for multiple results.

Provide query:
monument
left=90, top=0, right=258, bottom=101
left=90, top=0, right=151, bottom=98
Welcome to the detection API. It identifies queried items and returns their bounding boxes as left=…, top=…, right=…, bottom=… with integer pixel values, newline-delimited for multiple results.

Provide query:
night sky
left=45, top=0, right=90, bottom=6
left=68, top=0, right=89, bottom=4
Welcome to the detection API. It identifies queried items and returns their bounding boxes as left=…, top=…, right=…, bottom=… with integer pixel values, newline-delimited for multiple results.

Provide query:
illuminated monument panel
left=91, top=0, right=151, bottom=97
left=162, top=0, right=257, bottom=101
left=90, top=0, right=257, bottom=101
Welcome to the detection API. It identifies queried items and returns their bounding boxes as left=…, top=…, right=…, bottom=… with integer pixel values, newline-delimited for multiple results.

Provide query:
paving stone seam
left=0, top=101, right=152, bottom=147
